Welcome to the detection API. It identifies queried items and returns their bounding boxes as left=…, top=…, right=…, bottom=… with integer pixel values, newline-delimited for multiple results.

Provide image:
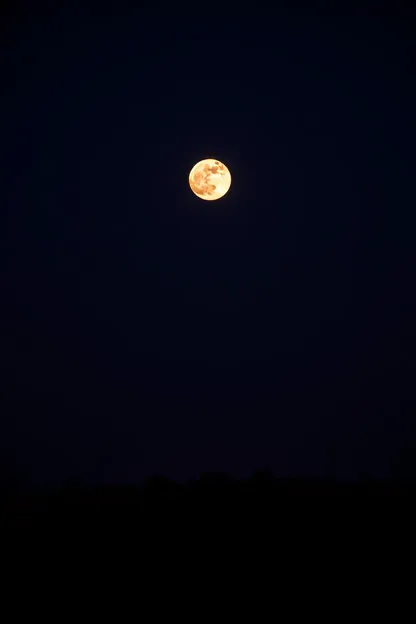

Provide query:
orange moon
left=189, top=158, right=231, bottom=201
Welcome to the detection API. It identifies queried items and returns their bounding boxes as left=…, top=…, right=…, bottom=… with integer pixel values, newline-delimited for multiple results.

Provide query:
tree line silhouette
left=2, top=469, right=415, bottom=517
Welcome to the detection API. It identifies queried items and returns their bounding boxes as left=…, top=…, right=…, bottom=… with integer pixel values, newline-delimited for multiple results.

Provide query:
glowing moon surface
left=189, top=158, right=231, bottom=201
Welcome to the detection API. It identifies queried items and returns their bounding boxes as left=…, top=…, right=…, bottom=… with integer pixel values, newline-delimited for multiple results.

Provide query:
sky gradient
left=2, top=4, right=415, bottom=487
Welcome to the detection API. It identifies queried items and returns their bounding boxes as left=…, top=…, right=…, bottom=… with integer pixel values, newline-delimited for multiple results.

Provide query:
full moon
left=189, top=158, right=231, bottom=201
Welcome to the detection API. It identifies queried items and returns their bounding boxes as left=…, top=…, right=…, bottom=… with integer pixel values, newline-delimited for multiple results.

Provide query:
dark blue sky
left=2, top=4, right=415, bottom=487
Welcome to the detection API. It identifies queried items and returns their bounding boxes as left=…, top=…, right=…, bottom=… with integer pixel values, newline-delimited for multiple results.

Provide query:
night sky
left=2, top=4, right=415, bottom=488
